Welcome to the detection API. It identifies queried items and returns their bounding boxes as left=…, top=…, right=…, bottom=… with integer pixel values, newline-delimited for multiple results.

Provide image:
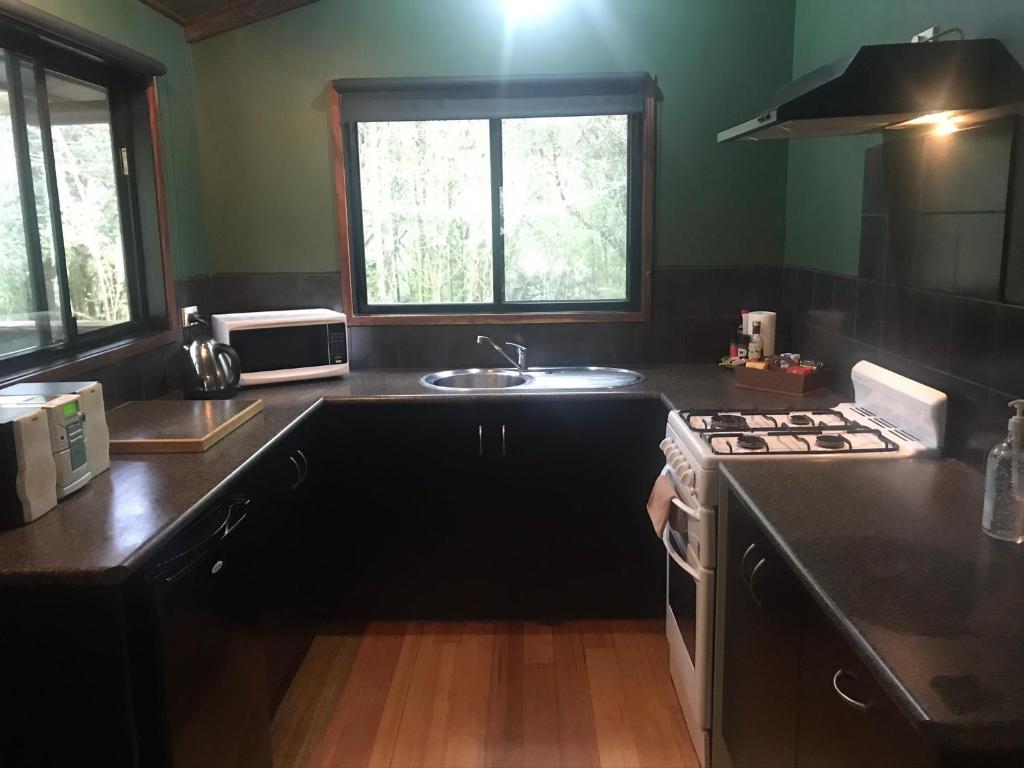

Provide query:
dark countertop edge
left=719, top=463, right=1020, bottom=751
left=3, top=389, right=669, bottom=588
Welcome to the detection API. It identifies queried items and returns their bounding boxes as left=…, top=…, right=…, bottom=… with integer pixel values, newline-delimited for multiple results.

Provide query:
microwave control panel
left=328, top=323, right=348, bottom=365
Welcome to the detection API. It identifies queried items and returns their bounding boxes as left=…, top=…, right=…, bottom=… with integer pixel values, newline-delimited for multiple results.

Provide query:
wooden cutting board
left=107, top=399, right=263, bottom=454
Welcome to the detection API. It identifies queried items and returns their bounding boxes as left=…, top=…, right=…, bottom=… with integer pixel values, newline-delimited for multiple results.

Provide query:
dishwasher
left=143, top=492, right=273, bottom=768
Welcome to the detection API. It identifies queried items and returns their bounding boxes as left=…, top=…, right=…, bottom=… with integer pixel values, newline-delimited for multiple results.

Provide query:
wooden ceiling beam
left=185, top=0, right=318, bottom=42
left=139, top=0, right=318, bottom=43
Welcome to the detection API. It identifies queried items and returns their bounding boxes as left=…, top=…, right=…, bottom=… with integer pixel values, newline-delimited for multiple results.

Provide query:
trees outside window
left=336, top=73, right=656, bottom=319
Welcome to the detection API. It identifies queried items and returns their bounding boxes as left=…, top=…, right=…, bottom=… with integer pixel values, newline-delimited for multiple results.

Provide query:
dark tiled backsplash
left=783, top=265, right=1024, bottom=469
left=203, top=267, right=784, bottom=368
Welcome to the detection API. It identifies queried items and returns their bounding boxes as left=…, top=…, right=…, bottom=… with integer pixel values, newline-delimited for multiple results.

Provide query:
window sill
left=346, top=309, right=651, bottom=326
left=0, top=328, right=178, bottom=387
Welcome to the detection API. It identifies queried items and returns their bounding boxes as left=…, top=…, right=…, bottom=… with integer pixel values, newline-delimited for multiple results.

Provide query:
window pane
left=46, top=71, right=131, bottom=331
left=357, top=120, right=492, bottom=305
left=0, top=52, right=63, bottom=358
left=21, top=59, right=66, bottom=346
left=502, top=115, right=629, bottom=302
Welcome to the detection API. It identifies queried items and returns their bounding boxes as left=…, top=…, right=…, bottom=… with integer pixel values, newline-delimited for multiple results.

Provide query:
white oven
left=651, top=361, right=947, bottom=768
left=211, top=309, right=349, bottom=386
left=658, top=439, right=717, bottom=767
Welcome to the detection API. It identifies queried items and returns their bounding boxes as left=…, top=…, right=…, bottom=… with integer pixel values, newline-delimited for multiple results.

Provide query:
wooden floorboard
left=273, top=620, right=697, bottom=768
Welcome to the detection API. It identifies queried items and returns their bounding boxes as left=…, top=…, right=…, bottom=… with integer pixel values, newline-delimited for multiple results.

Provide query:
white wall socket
left=180, top=305, right=199, bottom=328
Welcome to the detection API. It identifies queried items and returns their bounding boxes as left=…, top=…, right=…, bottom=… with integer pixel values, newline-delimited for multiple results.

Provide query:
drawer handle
left=832, top=670, right=871, bottom=712
left=748, top=557, right=768, bottom=608
left=740, top=543, right=759, bottom=588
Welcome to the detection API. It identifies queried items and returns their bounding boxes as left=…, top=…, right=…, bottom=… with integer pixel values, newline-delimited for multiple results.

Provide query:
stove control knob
left=659, top=438, right=674, bottom=456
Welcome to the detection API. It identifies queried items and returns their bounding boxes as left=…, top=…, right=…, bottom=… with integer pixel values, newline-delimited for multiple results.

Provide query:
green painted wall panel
left=22, top=0, right=208, bottom=278
left=192, top=0, right=796, bottom=273
left=786, top=0, right=1024, bottom=275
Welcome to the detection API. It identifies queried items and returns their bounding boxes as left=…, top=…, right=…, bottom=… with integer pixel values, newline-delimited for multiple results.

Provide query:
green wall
left=23, top=0, right=208, bottom=278
left=192, top=0, right=795, bottom=273
left=786, top=0, right=1024, bottom=274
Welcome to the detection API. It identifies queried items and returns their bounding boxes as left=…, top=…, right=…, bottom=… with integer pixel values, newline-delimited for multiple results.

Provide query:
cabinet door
left=318, top=401, right=496, bottom=619
left=256, top=421, right=320, bottom=712
left=490, top=399, right=666, bottom=618
left=719, top=490, right=805, bottom=768
left=796, top=609, right=935, bottom=768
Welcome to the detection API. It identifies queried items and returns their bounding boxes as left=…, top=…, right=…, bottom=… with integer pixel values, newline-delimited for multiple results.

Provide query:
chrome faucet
left=476, top=335, right=527, bottom=371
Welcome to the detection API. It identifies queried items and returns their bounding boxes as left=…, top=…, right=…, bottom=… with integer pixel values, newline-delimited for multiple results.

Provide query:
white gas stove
left=653, top=361, right=947, bottom=767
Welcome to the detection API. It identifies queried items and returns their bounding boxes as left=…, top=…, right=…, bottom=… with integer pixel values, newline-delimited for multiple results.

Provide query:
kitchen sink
left=421, top=369, right=533, bottom=390
left=420, top=366, right=644, bottom=391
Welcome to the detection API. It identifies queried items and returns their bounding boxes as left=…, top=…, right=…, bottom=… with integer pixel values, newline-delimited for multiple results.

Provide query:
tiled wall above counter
left=782, top=119, right=1024, bottom=469
left=203, top=266, right=784, bottom=368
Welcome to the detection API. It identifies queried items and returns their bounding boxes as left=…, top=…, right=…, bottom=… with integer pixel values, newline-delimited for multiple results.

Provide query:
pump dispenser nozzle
left=1010, top=400, right=1024, bottom=444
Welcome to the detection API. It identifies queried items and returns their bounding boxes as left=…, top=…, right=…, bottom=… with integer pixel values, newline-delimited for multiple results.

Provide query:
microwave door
left=229, top=325, right=333, bottom=373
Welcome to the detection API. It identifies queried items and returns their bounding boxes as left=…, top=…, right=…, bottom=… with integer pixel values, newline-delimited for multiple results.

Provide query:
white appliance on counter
left=653, top=360, right=947, bottom=767
left=211, top=308, right=349, bottom=386
left=0, top=381, right=109, bottom=476
left=0, top=406, right=57, bottom=528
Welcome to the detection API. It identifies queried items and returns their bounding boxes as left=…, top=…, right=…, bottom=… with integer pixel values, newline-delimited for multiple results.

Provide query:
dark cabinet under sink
left=319, top=398, right=667, bottom=620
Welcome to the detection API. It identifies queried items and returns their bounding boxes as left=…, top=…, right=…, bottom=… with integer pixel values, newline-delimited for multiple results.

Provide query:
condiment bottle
left=748, top=321, right=763, bottom=362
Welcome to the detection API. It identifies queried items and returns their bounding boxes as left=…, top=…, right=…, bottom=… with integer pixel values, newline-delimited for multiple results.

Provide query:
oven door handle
left=662, top=525, right=700, bottom=581
left=670, top=496, right=701, bottom=522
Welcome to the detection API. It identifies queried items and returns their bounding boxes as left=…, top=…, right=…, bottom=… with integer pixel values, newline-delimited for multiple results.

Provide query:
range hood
left=718, top=38, right=1024, bottom=142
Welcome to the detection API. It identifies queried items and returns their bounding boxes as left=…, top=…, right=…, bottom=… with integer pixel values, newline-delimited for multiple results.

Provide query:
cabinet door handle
left=832, top=670, right=871, bottom=712
left=501, top=424, right=508, bottom=456
left=740, top=543, right=759, bottom=588
left=296, top=448, right=309, bottom=483
left=289, top=455, right=303, bottom=490
left=748, top=557, right=768, bottom=608
left=479, top=425, right=484, bottom=456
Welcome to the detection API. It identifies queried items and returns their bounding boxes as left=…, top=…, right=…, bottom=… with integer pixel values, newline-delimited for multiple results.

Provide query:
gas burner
left=815, top=434, right=849, bottom=450
left=709, top=414, right=748, bottom=430
left=736, top=434, right=768, bottom=451
left=789, top=414, right=814, bottom=426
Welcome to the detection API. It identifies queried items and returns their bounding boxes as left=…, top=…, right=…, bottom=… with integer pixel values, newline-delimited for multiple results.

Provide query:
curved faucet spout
left=476, top=335, right=527, bottom=371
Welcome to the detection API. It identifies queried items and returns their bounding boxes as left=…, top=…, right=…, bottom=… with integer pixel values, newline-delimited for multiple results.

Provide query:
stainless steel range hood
left=718, top=38, right=1024, bottom=143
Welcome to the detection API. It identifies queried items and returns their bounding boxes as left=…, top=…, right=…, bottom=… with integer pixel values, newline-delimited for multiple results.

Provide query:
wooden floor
left=271, top=620, right=698, bottom=768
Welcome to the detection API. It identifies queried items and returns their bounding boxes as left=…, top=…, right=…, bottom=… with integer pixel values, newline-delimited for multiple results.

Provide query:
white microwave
left=211, top=309, right=349, bottom=386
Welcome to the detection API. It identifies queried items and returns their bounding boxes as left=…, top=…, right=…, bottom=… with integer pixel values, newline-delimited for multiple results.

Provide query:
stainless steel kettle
left=181, top=319, right=241, bottom=400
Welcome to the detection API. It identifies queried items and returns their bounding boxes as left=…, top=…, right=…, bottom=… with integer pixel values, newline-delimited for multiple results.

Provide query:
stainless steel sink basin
left=421, top=369, right=532, bottom=391
left=419, top=366, right=644, bottom=391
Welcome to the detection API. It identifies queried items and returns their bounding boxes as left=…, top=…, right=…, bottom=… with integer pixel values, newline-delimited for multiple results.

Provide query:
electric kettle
left=181, top=318, right=241, bottom=400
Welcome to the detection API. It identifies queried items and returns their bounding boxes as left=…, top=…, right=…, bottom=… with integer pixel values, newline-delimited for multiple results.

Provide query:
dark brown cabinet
left=719, top=486, right=806, bottom=768
left=254, top=421, right=321, bottom=713
left=319, top=399, right=666, bottom=620
left=717, top=489, right=937, bottom=768
left=796, top=609, right=934, bottom=768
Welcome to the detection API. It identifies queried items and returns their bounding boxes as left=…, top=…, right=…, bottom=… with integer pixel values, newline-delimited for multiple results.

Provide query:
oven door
left=665, top=523, right=715, bottom=761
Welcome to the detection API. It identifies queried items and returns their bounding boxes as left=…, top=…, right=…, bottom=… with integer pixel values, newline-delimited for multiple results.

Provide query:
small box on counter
left=733, top=360, right=830, bottom=396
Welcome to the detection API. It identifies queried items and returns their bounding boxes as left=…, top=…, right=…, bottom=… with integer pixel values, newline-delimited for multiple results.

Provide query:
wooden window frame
left=330, top=85, right=657, bottom=327
left=0, top=20, right=177, bottom=385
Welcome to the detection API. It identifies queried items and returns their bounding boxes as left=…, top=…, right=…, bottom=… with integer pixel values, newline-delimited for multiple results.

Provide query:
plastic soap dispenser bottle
left=982, top=400, right=1024, bottom=543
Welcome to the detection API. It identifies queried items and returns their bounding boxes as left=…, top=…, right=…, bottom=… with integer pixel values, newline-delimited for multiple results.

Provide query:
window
left=334, top=73, right=658, bottom=321
left=0, top=16, right=168, bottom=374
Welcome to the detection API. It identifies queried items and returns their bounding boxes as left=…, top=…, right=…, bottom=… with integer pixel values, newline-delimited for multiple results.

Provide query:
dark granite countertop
left=721, top=459, right=1024, bottom=751
left=0, top=365, right=840, bottom=585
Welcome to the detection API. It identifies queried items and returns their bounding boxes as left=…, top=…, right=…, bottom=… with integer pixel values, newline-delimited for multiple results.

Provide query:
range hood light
left=894, top=110, right=956, bottom=126
left=888, top=110, right=965, bottom=134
